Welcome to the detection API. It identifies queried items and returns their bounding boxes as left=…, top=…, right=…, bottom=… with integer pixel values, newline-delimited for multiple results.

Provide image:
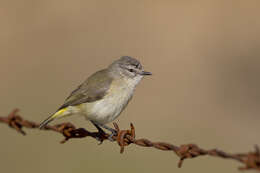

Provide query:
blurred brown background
left=1, top=0, right=260, bottom=173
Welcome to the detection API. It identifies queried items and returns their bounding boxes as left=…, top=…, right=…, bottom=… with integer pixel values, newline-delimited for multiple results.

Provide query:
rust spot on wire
left=0, top=109, right=260, bottom=171
left=112, top=122, right=136, bottom=153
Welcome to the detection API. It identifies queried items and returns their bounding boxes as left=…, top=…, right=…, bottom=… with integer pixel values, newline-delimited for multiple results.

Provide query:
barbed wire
left=0, top=109, right=259, bottom=171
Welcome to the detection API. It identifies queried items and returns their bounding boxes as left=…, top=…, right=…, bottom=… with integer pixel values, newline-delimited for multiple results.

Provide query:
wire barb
left=0, top=109, right=260, bottom=171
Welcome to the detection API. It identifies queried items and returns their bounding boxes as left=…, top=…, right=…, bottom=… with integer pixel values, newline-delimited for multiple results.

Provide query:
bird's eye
left=128, top=69, right=134, bottom=72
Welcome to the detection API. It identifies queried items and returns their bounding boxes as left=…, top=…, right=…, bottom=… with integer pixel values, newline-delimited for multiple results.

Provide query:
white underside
left=84, top=88, right=132, bottom=124
left=65, top=75, right=143, bottom=125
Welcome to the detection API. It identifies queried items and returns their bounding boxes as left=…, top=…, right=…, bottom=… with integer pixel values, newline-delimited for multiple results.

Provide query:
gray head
left=108, top=56, right=152, bottom=79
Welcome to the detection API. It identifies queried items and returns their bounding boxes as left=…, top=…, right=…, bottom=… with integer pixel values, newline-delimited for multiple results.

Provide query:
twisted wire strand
left=1, top=109, right=259, bottom=171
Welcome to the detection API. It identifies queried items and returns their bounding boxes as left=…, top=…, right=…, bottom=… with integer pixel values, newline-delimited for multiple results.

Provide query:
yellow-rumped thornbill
left=39, top=56, right=152, bottom=139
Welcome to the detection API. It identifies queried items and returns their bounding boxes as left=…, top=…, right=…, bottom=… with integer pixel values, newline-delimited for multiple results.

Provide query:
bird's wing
left=57, top=69, right=113, bottom=110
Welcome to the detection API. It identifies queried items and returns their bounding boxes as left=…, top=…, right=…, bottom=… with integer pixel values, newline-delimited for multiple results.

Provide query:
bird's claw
left=108, top=129, right=118, bottom=141
left=96, top=137, right=104, bottom=145
left=95, top=131, right=106, bottom=144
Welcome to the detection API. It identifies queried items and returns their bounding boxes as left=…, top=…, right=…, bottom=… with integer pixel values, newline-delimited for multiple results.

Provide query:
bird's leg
left=99, top=124, right=118, bottom=137
left=98, top=124, right=118, bottom=141
left=91, top=121, right=117, bottom=141
left=91, top=121, right=106, bottom=144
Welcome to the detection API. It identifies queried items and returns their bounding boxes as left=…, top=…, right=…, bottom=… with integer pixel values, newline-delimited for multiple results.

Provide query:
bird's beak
left=140, top=71, right=152, bottom=76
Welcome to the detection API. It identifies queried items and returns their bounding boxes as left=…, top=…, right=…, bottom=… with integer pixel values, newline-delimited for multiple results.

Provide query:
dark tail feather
left=39, top=116, right=54, bottom=129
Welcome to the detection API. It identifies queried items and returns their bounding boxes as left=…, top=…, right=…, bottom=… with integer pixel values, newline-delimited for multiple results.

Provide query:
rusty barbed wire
left=0, top=109, right=259, bottom=171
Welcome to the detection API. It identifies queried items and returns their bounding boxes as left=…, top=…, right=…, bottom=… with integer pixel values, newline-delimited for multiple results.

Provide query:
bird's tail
left=39, top=109, right=66, bottom=129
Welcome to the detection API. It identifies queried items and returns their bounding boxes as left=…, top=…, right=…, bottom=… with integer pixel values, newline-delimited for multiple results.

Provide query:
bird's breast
left=83, top=79, right=136, bottom=124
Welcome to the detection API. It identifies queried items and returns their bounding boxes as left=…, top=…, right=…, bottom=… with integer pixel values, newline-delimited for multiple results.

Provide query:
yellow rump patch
left=52, top=108, right=67, bottom=118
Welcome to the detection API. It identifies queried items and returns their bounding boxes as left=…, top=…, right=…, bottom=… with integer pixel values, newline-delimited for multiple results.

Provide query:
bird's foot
left=95, top=131, right=106, bottom=145
left=108, top=129, right=118, bottom=141
left=91, top=121, right=118, bottom=142
left=99, top=124, right=118, bottom=141
left=91, top=121, right=107, bottom=144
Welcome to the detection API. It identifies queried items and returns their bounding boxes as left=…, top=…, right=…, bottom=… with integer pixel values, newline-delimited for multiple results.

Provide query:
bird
left=39, top=56, right=151, bottom=138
